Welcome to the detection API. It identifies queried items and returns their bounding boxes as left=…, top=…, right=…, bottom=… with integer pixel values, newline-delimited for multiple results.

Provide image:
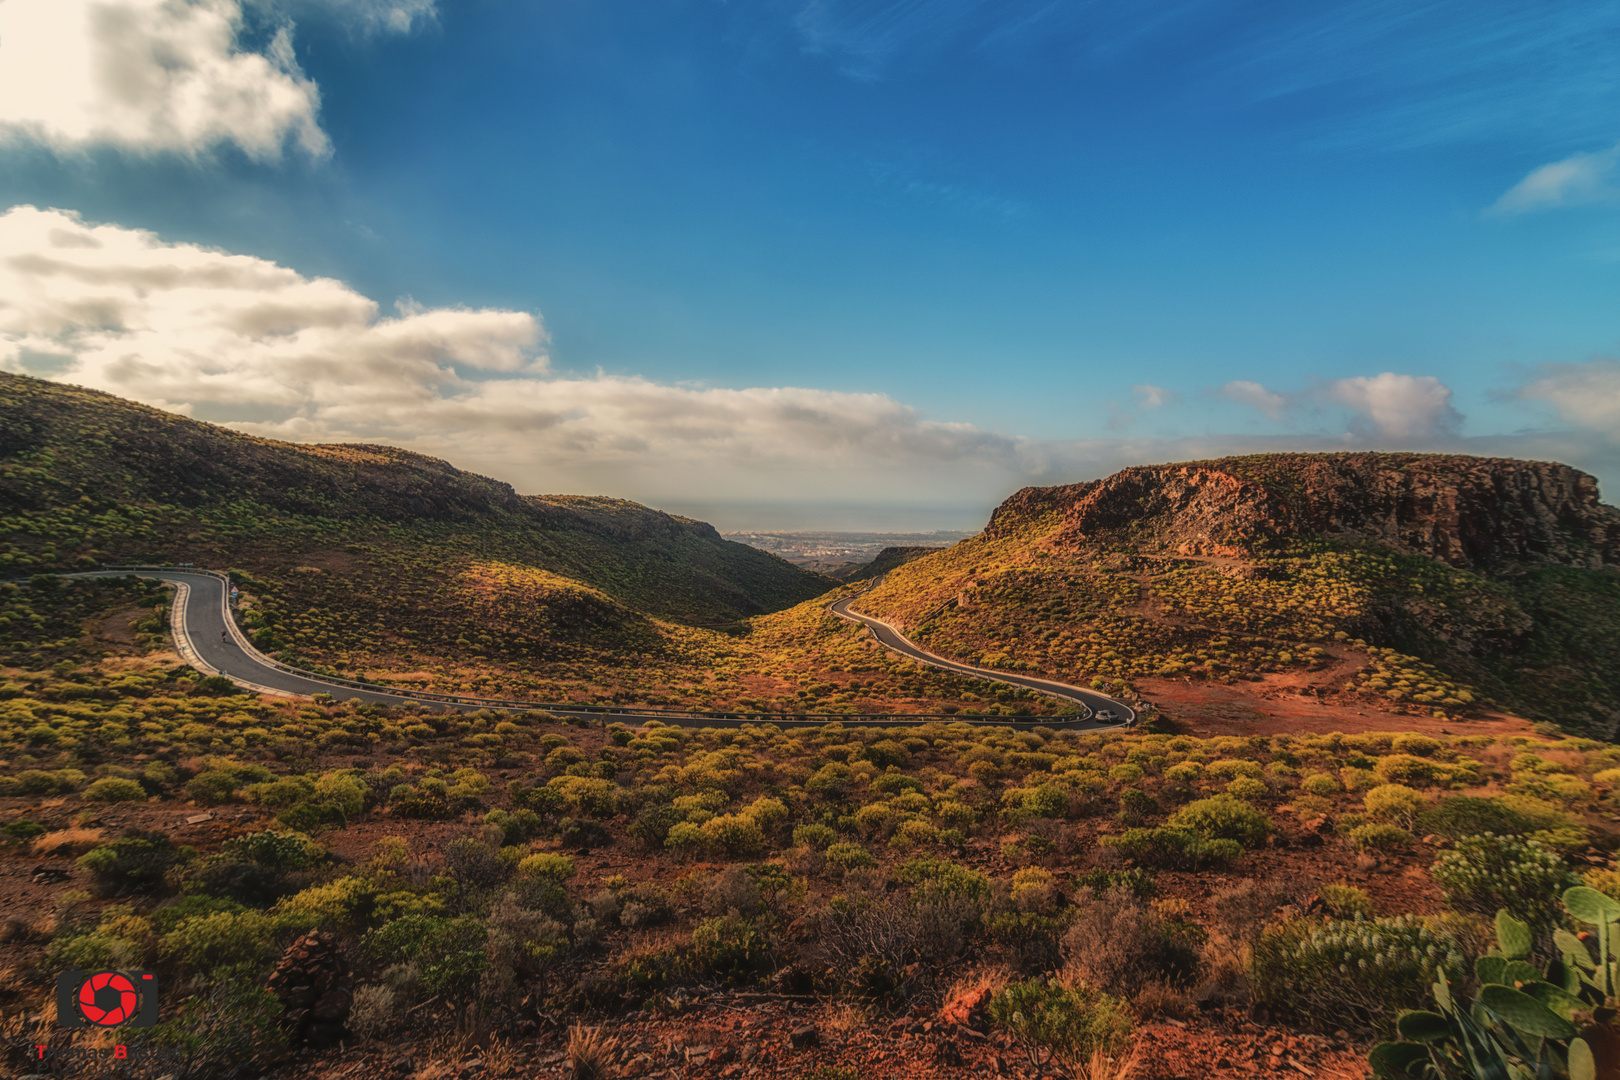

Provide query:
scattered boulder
left=789, top=1024, right=819, bottom=1049
left=941, top=984, right=994, bottom=1030
left=266, top=930, right=353, bottom=1046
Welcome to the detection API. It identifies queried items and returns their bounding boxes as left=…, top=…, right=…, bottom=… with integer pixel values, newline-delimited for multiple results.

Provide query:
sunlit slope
left=858, top=454, right=1620, bottom=732
left=0, top=372, right=830, bottom=626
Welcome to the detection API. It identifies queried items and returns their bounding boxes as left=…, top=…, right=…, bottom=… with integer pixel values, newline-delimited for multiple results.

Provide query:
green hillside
left=0, top=374, right=841, bottom=697
left=0, top=372, right=829, bottom=622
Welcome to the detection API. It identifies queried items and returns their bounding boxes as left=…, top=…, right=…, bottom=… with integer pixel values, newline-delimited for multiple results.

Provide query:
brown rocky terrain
left=986, top=453, right=1620, bottom=571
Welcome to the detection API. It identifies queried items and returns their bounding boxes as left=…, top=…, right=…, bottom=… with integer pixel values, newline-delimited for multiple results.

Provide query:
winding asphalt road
left=828, top=585, right=1136, bottom=726
left=75, top=568, right=1131, bottom=730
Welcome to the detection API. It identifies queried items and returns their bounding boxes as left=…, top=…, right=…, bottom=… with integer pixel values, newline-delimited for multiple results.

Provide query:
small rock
left=941, top=984, right=994, bottom=1029
left=739, top=1042, right=760, bottom=1062
left=789, top=1025, right=819, bottom=1049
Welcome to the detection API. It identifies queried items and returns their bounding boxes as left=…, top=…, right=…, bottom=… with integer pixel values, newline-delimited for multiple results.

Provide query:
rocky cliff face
left=985, top=453, right=1620, bottom=570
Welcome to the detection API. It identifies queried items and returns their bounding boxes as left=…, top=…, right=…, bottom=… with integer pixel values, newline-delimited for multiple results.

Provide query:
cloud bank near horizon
left=2, top=205, right=1617, bottom=528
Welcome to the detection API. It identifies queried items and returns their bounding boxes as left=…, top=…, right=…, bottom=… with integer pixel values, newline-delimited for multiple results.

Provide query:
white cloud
left=1133, top=383, right=1177, bottom=410
left=1323, top=372, right=1461, bottom=441
left=0, top=205, right=542, bottom=408
left=1220, top=379, right=1287, bottom=419
left=0, top=0, right=433, bottom=160
left=0, top=0, right=327, bottom=160
left=1516, top=358, right=1620, bottom=438
left=1490, top=143, right=1620, bottom=216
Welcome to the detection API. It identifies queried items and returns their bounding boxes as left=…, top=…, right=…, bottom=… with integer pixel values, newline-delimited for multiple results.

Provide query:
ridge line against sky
left=0, top=0, right=1616, bottom=529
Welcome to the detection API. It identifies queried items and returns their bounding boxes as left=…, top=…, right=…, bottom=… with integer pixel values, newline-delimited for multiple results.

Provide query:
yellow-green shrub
left=274, top=876, right=378, bottom=931
left=1390, top=734, right=1443, bottom=758
left=1340, top=767, right=1379, bottom=792
left=1225, top=777, right=1268, bottom=800
left=1205, top=759, right=1263, bottom=781
left=1300, top=773, right=1340, bottom=796
left=83, top=777, right=147, bottom=803
left=742, top=796, right=788, bottom=830
left=1164, top=762, right=1201, bottom=784
left=700, top=814, right=764, bottom=856
left=314, top=771, right=367, bottom=819
left=517, top=853, right=576, bottom=881
left=889, top=819, right=939, bottom=850
left=1374, top=755, right=1442, bottom=786
left=547, top=776, right=620, bottom=817
left=1363, top=784, right=1426, bottom=829
left=1350, top=823, right=1413, bottom=852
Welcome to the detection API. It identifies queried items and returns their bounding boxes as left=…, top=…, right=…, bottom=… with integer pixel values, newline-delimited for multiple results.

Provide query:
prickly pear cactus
left=1371, top=889, right=1620, bottom=1080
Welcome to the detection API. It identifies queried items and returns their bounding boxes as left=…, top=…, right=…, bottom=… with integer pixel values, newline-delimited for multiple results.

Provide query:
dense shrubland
left=10, top=623, right=1620, bottom=1075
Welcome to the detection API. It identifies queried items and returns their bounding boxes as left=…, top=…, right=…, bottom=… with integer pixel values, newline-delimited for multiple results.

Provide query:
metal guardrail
left=85, top=565, right=1110, bottom=728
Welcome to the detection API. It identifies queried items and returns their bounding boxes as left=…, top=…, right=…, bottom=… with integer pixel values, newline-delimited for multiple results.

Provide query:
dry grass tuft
left=1131, top=980, right=1193, bottom=1020
left=481, top=1035, right=520, bottom=1078
left=411, top=1030, right=474, bottom=1079
left=942, top=963, right=1014, bottom=1010
left=1073, top=1043, right=1143, bottom=1080
left=32, top=827, right=103, bottom=857
left=822, top=1001, right=868, bottom=1037
left=1192, top=933, right=1252, bottom=1010
left=567, top=1023, right=620, bottom=1080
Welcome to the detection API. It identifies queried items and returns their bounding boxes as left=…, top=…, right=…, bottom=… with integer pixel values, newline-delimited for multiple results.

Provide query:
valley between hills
left=5, top=370, right=1620, bottom=1080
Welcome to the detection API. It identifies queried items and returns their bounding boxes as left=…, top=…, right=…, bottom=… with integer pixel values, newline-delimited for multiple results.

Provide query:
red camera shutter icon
left=77, top=972, right=139, bottom=1026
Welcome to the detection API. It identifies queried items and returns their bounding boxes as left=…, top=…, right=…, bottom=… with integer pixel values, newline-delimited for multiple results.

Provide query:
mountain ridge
left=0, top=372, right=830, bottom=625
left=986, top=453, right=1620, bottom=571
left=863, top=452, right=1620, bottom=732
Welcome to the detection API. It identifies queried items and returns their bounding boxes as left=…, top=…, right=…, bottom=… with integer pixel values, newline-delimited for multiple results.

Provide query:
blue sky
left=0, top=0, right=1617, bottom=528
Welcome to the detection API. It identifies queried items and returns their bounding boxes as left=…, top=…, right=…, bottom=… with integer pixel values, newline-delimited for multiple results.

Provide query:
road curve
left=827, top=586, right=1137, bottom=728
left=73, top=568, right=1116, bottom=730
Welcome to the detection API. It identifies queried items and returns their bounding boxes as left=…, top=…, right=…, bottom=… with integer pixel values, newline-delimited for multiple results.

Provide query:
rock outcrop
left=267, top=930, right=353, bottom=1046
left=985, top=453, right=1620, bottom=570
